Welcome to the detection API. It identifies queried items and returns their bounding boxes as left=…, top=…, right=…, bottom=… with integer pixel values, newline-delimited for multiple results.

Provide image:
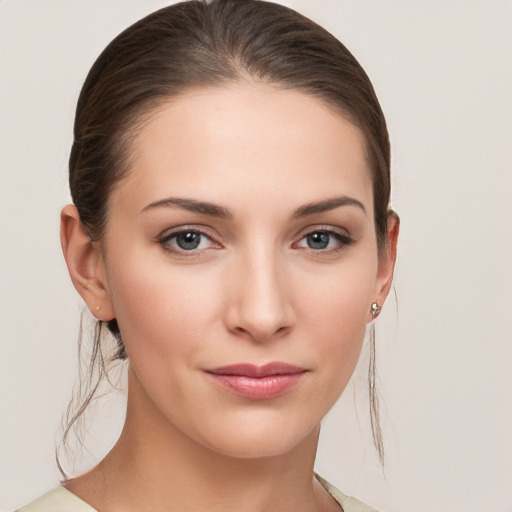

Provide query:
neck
left=65, top=367, right=332, bottom=512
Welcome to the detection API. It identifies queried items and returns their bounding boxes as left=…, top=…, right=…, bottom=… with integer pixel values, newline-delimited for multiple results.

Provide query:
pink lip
left=205, top=363, right=307, bottom=400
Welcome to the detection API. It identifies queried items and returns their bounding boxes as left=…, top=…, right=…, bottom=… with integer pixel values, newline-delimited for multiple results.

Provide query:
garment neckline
left=57, top=473, right=345, bottom=511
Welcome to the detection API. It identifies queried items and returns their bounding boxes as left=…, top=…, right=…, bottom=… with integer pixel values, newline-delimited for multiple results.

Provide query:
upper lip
left=206, top=362, right=307, bottom=378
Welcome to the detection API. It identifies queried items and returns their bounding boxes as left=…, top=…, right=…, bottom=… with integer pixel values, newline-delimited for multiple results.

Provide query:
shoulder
left=315, top=473, right=381, bottom=512
left=15, top=486, right=97, bottom=512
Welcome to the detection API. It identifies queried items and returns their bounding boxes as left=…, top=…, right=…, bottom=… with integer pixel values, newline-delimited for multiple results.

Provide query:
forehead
left=113, top=83, right=373, bottom=217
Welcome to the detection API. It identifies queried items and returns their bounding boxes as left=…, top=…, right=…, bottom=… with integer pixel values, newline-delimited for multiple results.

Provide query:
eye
left=159, top=228, right=218, bottom=254
left=295, top=229, right=354, bottom=252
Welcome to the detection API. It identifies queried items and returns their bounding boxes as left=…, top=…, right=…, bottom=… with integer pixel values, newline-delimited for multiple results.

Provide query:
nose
left=224, top=245, right=295, bottom=343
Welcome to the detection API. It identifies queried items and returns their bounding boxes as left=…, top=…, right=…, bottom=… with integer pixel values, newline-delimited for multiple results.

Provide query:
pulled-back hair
left=61, top=0, right=392, bottom=475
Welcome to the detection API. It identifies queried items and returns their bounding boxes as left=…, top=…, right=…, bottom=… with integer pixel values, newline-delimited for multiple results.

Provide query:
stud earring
left=95, top=306, right=100, bottom=312
left=370, top=302, right=380, bottom=318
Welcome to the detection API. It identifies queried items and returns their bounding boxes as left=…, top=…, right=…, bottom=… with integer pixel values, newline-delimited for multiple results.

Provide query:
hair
left=60, top=0, right=393, bottom=475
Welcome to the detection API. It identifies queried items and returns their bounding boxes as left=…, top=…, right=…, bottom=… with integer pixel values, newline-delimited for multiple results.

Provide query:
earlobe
left=370, top=211, right=400, bottom=319
left=60, top=204, right=115, bottom=321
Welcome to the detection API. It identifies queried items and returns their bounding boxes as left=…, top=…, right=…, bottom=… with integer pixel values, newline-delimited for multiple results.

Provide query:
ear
left=370, top=211, right=400, bottom=320
left=60, top=204, right=115, bottom=321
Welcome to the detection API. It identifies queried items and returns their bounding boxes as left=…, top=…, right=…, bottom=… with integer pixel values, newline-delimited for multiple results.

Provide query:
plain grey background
left=1, top=1, right=511, bottom=511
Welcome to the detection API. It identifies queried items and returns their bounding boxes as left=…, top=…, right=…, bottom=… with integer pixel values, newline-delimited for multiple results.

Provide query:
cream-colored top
left=16, top=474, right=378, bottom=512
left=314, top=474, right=379, bottom=512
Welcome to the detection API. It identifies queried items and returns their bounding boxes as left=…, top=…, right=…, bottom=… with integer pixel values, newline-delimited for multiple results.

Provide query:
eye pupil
left=176, top=231, right=201, bottom=250
left=307, top=232, right=330, bottom=249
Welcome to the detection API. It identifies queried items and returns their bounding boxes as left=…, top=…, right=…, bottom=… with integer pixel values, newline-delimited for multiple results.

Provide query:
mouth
left=205, top=363, right=308, bottom=400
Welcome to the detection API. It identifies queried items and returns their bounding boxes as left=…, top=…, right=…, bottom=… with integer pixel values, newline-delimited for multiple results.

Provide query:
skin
left=60, top=83, right=399, bottom=512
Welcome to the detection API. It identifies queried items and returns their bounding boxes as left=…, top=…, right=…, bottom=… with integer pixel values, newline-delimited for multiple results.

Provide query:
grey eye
left=306, top=232, right=330, bottom=249
left=159, top=228, right=217, bottom=255
left=175, top=231, right=202, bottom=250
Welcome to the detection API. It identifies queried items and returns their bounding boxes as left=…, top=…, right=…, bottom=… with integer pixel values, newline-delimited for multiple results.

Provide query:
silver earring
left=95, top=306, right=100, bottom=312
left=370, top=302, right=380, bottom=318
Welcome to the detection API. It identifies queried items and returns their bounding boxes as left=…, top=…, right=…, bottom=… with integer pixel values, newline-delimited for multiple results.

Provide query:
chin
left=186, top=407, right=322, bottom=460
left=204, top=428, right=317, bottom=460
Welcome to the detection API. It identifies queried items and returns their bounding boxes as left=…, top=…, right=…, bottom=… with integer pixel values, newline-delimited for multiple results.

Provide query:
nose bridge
left=226, top=240, right=294, bottom=342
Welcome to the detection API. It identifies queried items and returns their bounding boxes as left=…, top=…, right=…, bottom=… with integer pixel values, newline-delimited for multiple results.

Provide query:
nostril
left=230, top=323, right=292, bottom=344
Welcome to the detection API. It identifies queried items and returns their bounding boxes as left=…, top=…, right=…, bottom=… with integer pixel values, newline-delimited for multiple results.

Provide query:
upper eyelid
left=158, top=225, right=218, bottom=240
left=294, top=224, right=352, bottom=239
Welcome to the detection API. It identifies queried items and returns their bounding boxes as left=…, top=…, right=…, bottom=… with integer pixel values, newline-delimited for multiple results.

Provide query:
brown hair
left=61, top=0, right=392, bottom=474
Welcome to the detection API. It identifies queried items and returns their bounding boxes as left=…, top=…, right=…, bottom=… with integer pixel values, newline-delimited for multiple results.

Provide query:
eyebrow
left=291, top=195, right=367, bottom=218
left=141, top=197, right=233, bottom=219
left=141, top=194, right=366, bottom=219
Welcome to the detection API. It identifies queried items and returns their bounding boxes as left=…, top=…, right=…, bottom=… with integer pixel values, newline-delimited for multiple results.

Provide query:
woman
left=17, top=1, right=398, bottom=510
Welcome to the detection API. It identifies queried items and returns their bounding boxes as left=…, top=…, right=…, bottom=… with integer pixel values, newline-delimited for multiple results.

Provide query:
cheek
left=104, top=249, right=221, bottom=365
left=297, top=253, right=377, bottom=385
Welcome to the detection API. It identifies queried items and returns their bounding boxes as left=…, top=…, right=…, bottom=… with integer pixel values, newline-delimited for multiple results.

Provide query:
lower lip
left=206, top=373, right=305, bottom=399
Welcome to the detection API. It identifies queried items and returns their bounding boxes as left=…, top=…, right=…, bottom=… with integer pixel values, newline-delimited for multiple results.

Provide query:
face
left=95, top=84, right=392, bottom=458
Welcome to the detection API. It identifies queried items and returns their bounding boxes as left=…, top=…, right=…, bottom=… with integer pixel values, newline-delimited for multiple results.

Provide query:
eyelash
left=157, top=226, right=220, bottom=255
left=294, top=227, right=355, bottom=255
left=157, top=226, right=354, bottom=256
